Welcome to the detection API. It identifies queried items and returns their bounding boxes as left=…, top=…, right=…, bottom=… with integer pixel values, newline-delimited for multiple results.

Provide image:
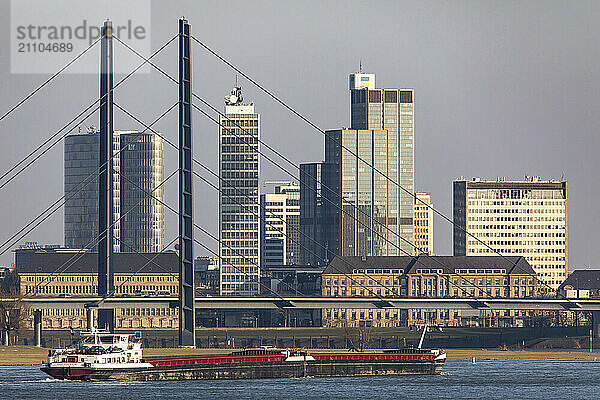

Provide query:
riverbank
left=13, top=326, right=595, bottom=350
left=2, top=346, right=599, bottom=366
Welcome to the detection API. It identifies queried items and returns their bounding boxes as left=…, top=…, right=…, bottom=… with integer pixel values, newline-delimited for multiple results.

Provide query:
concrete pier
left=592, top=311, right=600, bottom=338
left=33, top=310, right=42, bottom=347
left=86, top=308, right=95, bottom=331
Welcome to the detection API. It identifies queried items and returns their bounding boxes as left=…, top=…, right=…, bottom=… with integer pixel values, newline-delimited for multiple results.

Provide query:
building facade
left=349, top=73, right=415, bottom=255
left=324, top=128, right=402, bottom=256
left=414, top=192, right=433, bottom=255
left=64, top=128, right=115, bottom=252
left=18, top=250, right=179, bottom=329
left=321, top=256, right=408, bottom=328
left=321, top=255, right=538, bottom=328
left=299, top=73, right=415, bottom=264
left=453, top=177, right=567, bottom=292
left=219, top=87, right=260, bottom=295
left=118, top=131, right=165, bottom=253
left=558, top=270, right=600, bottom=299
left=64, top=129, right=164, bottom=253
left=404, top=256, right=538, bottom=327
left=260, top=183, right=300, bottom=268
left=299, top=162, right=331, bottom=266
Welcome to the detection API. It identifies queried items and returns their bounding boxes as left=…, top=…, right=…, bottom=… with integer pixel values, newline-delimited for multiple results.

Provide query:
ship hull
left=40, top=366, right=95, bottom=379
left=42, top=358, right=444, bottom=381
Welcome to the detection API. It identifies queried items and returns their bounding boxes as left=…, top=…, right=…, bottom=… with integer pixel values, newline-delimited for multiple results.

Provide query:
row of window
left=466, top=189, right=564, bottom=200
left=220, top=119, right=258, bottom=127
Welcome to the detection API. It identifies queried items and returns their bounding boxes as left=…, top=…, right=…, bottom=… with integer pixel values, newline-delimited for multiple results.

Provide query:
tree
left=339, top=319, right=373, bottom=351
left=0, top=271, right=29, bottom=345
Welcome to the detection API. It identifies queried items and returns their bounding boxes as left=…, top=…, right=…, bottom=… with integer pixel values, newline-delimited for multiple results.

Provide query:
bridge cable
left=20, top=101, right=178, bottom=291
left=0, top=34, right=177, bottom=194
left=0, top=102, right=178, bottom=257
left=0, top=36, right=103, bottom=123
left=24, top=168, right=178, bottom=296
left=106, top=46, right=514, bottom=302
left=113, top=37, right=542, bottom=303
left=112, top=40, right=476, bottom=300
left=117, top=104, right=473, bottom=303
left=18, top=102, right=179, bottom=294
left=115, top=102, right=392, bottom=300
left=114, top=162, right=306, bottom=298
left=115, top=103, right=381, bottom=299
left=189, top=35, right=566, bottom=295
left=189, top=101, right=498, bottom=299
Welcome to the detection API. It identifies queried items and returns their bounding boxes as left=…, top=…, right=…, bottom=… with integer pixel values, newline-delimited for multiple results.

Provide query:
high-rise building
left=64, top=128, right=103, bottom=251
left=349, top=73, right=415, bottom=255
left=260, top=183, right=300, bottom=268
left=118, top=131, right=165, bottom=253
left=64, top=129, right=164, bottom=253
left=324, top=128, right=407, bottom=256
left=299, top=162, right=334, bottom=266
left=414, top=192, right=433, bottom=255
left=219, top=86, right=260, bottom=295
left=298, top=73, right=415, bottom=261
left=453, top=177, right=568, bottom=292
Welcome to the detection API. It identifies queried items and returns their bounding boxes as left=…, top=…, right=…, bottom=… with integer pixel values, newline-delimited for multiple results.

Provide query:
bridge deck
left=8, top=296, right=600, bottom=311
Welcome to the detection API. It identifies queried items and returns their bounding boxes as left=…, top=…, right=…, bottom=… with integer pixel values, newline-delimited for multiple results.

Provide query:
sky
left=0, top=0, right=598, bottom=269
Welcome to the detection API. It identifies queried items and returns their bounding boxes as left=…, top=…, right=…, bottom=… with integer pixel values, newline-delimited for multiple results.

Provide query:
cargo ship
left=41, top=329, right=446, bottom=381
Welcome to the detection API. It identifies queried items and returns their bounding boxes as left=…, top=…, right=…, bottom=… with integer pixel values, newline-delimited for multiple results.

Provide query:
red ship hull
left=41, top=366, right=95, bottom=379
left=41, top=349, right=445, bottom=381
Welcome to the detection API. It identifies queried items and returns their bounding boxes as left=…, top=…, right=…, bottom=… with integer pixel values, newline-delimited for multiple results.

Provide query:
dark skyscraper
left=64, top=129, right=164, bottom=253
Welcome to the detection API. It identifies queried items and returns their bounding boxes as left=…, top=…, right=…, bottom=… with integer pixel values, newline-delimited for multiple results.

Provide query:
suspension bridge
left=1, top=18, right=599, bottom=348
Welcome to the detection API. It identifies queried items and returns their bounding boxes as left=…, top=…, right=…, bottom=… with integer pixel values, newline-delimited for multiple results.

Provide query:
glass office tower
left=64, top=128, right=164, bottom=253
left=324, top=128, right=403, bottom=256
left=119, top=131, right=164, bottom=253
left=349, top=73, right=414, bottom=255
left=64, top=128, right=103, bottom=251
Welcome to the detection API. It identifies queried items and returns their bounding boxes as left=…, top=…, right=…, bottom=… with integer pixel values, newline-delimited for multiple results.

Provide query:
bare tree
left=339, top=319, right=373, bottom=351
left=0, top=271, right=29, bottom=345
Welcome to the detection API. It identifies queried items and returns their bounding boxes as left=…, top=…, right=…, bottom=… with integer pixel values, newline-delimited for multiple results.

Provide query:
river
left=2, top=360, right=599, bottom=399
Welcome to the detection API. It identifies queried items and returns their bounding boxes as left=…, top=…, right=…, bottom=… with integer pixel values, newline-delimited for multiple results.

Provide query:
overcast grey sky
left=0, top=0, right=598, bottom=269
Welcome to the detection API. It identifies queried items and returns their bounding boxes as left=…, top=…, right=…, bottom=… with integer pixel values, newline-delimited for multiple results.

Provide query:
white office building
left=260, top=183, right=300, bottom=267
left=414, top=192, right=433, bottom=255
left=453, top=177, right=568, bottom=292
left=218, top=87, right=260, bottom=295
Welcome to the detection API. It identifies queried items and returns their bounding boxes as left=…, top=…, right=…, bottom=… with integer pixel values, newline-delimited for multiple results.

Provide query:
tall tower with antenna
left=219, top=85, right=261, bottom=295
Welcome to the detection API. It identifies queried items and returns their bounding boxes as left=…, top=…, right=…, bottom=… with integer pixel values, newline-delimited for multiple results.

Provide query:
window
left=384, top=90, right=398, bottom=103
left=400, top=90, right=413, bottom=103
left=368, top=90, right=381, bottom=103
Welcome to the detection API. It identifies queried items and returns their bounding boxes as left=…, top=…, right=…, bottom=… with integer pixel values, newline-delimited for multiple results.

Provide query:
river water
left=1, top=360, right=599, bottom=399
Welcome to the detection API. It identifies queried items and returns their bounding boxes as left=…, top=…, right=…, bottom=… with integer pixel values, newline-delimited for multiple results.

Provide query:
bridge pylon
left=97, top=19, right=115, bottom=332
left=178, top=17, right=195, bottom=347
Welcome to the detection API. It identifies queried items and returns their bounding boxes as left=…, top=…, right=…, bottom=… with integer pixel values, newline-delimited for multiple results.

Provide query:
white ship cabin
left=48, top=329, right=146, bottom=366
